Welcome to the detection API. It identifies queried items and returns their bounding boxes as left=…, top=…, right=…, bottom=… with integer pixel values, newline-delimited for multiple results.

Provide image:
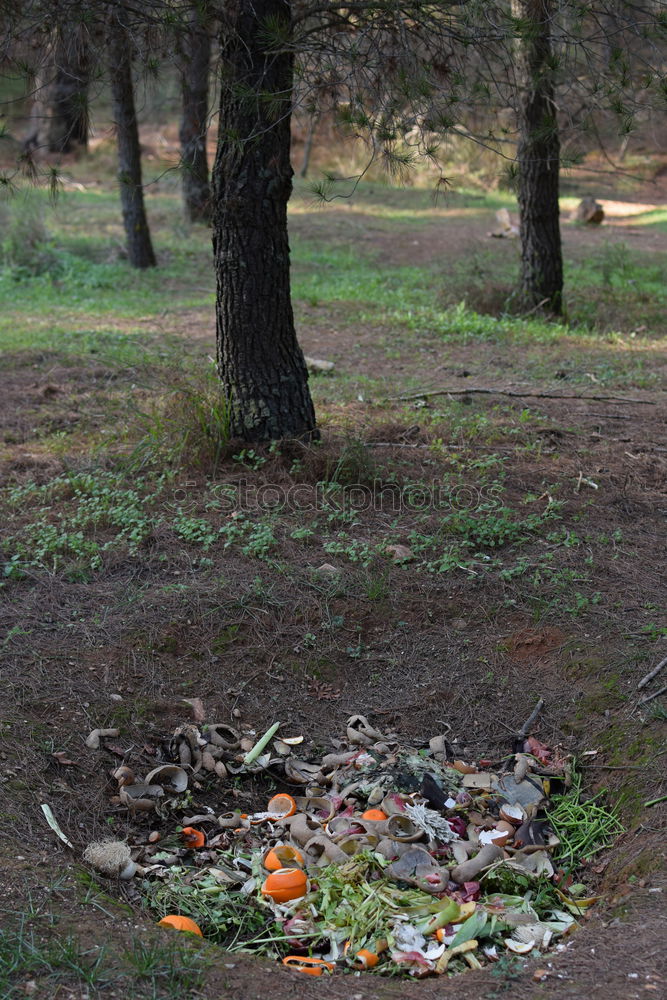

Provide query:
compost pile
left=89, top=714, right=621, bottom=978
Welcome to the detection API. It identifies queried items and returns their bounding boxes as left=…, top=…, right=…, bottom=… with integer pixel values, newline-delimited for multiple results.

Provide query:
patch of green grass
left=2, top=184, right=664, bottom=401
left=1, top=450, right=608, bottom=625
left=291, top=178, right=516, bottom=220
left=625, top=206, right=667, bottom=230
left=3, top=470, right=164, bottom=579
left=0, top=914, right=209, bottom=999
left=0, top=921, right=110, bottom=997
left=293, top=239, right=666, bottom=361
left=121, top=938, right=208, bottom=996
left=1, top=467, right=283, bottom=579
left=0, top=323, right=171, bottom=367
left=0, top=190, right=212, bottom=365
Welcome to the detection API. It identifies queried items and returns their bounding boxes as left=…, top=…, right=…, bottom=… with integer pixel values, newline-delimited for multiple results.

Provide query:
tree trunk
left=212, top=0, right=317, bottom=442
left=513, top=0, right=563, bottom=314
left=179, top=3, right=211, bottom=223
left=299, top=111, right=319, bottom=178
left=47, top=23, right=90, bottom=153
left=24, top=24, right=89, bottom=155
left=108, top=14, right=156, bottom=268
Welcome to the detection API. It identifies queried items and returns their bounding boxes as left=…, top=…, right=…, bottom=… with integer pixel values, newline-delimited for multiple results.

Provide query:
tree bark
left=513, top=0, right=563, bottom=314
left=24, top=24, right=90, bottom=155
left=108, top=13, right=156, bottom=268
left=47, top=22, right=90, bottom=153
left=212, top=0, right=317, bottom=442
left=179, top=3, right=211, bottom=223
left=299, top=111, right=320, bottom=178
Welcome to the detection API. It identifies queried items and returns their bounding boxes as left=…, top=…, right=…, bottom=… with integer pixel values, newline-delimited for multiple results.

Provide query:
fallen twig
left=390, top=386, right=655, bottom=405
left=638, top=684, right=667, bottom=705
left=644, top=793, right=667, bottom=808
left=366, top=442, right=430, bottom=449
left=637, top=655, right=667, bottom=691
left=366, top=443, right=515, bottom=451
left=516, top=698, right=545, bottom=741
left=586, top=413, right=633, bottom=420
left=580, top=764, right=648, bottom=770
left=518, top=297, right=550, bottom=318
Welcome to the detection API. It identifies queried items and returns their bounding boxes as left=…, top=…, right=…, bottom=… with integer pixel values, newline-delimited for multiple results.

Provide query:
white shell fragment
left=499, top=803, right=526, bottom=826
left=85, top=728, right=120, bottom=750
left=144, top=765, right=189, bottom=793
left=120, top=783, right=164, bottom=811
left=505, top=939, right=536, bottom=954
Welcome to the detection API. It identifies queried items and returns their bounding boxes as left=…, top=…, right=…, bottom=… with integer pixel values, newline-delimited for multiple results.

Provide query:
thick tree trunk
left=212, top=0, right=317, bottom=441
left=47, top=23, right=90, bottom=153
left=24, top=25, right=89, bottom=155
left=179, top=4, right=211, bottom=223
left=513, top=0, right=563, bottom=314
left=108, top=15, right=156, bottom=269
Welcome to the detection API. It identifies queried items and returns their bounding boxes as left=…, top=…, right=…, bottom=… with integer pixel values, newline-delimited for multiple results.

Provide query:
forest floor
left=0, top=141, right=666, bottom=999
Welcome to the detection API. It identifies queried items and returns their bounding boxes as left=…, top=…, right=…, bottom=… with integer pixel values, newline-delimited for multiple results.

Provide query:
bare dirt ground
left=2, top=400, right=665, bottom=997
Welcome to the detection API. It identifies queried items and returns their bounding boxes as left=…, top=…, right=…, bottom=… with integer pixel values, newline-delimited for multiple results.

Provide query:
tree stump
left=574, top=197, right=604, bottom=224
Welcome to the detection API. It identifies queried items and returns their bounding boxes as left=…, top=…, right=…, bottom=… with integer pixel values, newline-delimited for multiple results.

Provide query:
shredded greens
left=546, top=767, right=624, bottom=870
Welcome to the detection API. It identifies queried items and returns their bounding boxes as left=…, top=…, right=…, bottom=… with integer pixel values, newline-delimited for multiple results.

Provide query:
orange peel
left=353, top=948, right=379, bottom=969
left=263, top=844, right=304, bottom=871
left=261, top=867, right=307, bottom=903
left=158, top=915, right=203, bottom=937
left=361, top=808, right=388, bottom=822
left=267, top=793, right=297, bottom=818
left=181, top=827, right=206, bottom=849
left=282, top=956, right=335, bottom=976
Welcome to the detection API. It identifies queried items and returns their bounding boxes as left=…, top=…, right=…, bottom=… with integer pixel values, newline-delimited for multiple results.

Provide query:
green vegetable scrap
left=546, top=767, right=624, bottom=870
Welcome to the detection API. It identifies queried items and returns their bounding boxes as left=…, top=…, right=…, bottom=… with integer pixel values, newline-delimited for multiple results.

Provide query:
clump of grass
left=323, top=437, right=377, bottom=486
left=648, top=702, right=667, bottom=722
left=122, top=939, right=208, bottom=994
left=127, top=365, right=232, bottom=473
left=0, top=194, right=63, bottom=278
left=0, top=922, right=110, bottom=996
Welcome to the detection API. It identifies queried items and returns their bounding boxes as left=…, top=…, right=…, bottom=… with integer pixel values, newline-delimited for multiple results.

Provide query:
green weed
left=122, top=939, right=207, bottom=995
left=232, top=448, right=267, bottom=470
left=0, top=194, right=62, bottom=278
left=649, top=702, right=667, bottom=721
left=0, top=921, right=110, bottom=997
left=639, top=622, right=667, bottom=641
left=485, top=953, right=526, bottom=997
left=128, top=367, right=232, bottom=473
left=1, top=468, right=283, bottom=580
